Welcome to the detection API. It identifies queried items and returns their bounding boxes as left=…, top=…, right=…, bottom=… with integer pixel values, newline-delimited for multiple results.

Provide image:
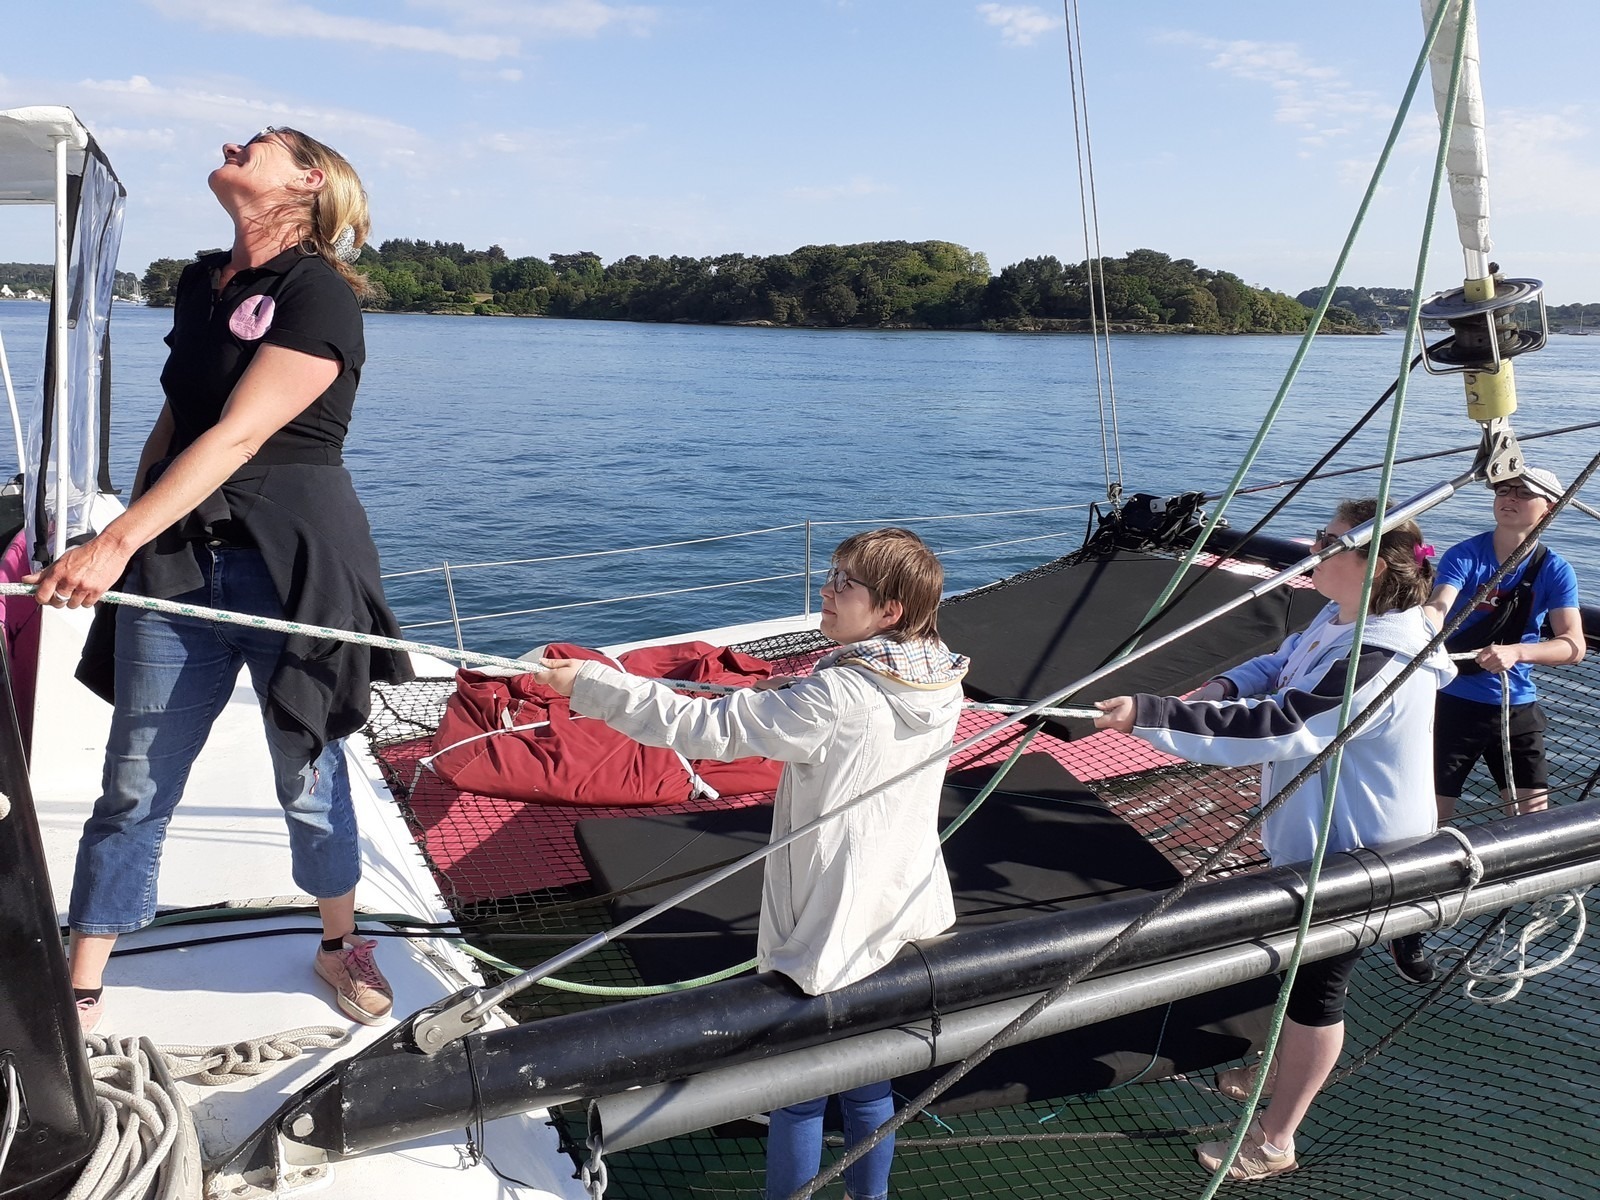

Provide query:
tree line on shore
left=131, top=241, right=1369, bottom=334
left=5, top=244, right=1578, bottom=334
left=0, top=263, right=141, bottom=299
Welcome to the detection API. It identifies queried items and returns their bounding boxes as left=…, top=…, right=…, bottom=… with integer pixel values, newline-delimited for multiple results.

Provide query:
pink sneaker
left=314, top=936, right=394, bottom=1024
left=76, top=994, right=104, bottom=1035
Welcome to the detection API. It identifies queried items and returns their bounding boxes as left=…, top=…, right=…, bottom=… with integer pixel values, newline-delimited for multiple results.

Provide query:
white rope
left=0, top=583, right=547, bottom=674
left=63, top=1028, right=349, bottom=1200
left=1432, top=824, right=1486, bottom=928
left=67, top=1036, right=184, bottom=1200
left=2, top=584, right=1108, bottom=723
left=158, top=1026, right=348, bottom=1087
left=1433, top=888, right=1592, bottom=1006
left=0, top=1057, right=19, bottom=1182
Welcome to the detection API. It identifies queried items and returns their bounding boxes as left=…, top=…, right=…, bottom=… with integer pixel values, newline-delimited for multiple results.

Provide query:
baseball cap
left=1487, top=466, right=1563, bottom=502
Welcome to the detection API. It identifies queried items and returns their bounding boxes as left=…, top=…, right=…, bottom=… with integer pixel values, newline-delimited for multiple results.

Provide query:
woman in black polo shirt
left=28, top=127, right=412, bottom=1031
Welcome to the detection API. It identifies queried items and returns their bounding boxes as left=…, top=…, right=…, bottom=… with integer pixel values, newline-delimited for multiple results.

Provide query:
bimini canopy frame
left=0, top=106, right=125, bottom=564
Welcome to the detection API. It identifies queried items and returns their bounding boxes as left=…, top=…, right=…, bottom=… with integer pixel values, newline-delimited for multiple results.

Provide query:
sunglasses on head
left=1494, top=483, right=1541, bottom=501
left=822, top=564, right=872, bottom=593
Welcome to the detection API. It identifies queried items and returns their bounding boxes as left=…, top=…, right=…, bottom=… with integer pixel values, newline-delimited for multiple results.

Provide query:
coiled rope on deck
left=65, top=1029, right=347, bottom=1200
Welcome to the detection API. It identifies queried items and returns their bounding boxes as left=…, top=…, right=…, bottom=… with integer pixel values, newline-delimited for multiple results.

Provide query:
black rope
left=791, top=446, right=1600, bottom=1199
left=1092, top=354, right=1421, bottom=675
left=908, top=941, right=942, bottom=1071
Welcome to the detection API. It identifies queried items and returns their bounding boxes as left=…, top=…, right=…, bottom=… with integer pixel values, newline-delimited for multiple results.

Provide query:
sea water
left=1, top=299, right=1596, bottom=658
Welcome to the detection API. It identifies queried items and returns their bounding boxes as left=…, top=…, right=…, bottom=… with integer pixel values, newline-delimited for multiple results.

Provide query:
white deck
left=27, top=604, right=585, bottom=1199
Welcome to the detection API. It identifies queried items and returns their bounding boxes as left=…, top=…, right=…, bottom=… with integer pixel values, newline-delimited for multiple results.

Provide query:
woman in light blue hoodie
left=1096, top=498, right=1455, bottom=1182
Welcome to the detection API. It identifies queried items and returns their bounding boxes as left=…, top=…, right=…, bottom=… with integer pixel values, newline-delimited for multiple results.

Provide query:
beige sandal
left=1215, top=1058, right=1276, bottom=1102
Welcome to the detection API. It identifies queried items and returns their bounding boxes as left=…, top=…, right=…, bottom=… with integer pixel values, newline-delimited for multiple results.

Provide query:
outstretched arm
left=542, top=658, right=841, bottom=764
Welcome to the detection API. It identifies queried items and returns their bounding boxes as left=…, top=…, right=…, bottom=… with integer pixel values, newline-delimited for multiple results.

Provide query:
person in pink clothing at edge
left=27, top=127, right=412, bottom=1033
left=540, top=527, right=968, bottom=1200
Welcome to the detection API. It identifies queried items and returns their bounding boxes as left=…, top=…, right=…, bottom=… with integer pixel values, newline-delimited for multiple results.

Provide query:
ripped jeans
left=68, top=547, right=358, bottom=934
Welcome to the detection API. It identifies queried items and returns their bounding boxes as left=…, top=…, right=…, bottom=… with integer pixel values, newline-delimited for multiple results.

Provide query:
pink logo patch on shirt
left=229, top=295, right=276, bottom=340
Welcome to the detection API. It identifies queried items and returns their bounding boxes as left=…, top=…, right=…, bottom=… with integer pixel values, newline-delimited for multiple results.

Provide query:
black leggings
left=1285, top=948, right=1361, bottom=1027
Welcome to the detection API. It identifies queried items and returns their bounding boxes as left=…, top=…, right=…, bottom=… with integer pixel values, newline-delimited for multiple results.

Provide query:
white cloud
left=1163, top=32, right=1388, bottom=145
left=496, top=69, right=524, bottom=83
left=94, top=126, right=178, bottom=149
left=1488, top=106, right=1600, bottom=220
left=976, top=4, right=1061, bottom=48
left=787, top=177, right=892, bottom=203
left=408, top=0, right=660, bottom=39
left=76, top=74, right=426, bottom=150
left=142, top=0, right=519, bottom=61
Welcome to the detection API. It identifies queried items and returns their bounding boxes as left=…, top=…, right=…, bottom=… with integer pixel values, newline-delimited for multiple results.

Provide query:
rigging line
left=455, top=474, right=1458, bottom=1044
left=1060, top=0, right=1113, bottom=500
left=380, top=522, right=810, bottom=579
left=805, top=500, right=1098, bottom=527
left=398, top=569, right=807, bottom=630
left=806, top=436, right=1600, bottom=1200
left=1090, top=355, right=1423, bottom=680
left=1118, top=0, right=1452, bottom=668
left=1203, top=17, right=1471, bottom=1180
left=1218, top=417, right=1600, bottom=500
left=1070, top=0, right=1124, bottom=493
left=450, top=477, right=1481, bottom=1033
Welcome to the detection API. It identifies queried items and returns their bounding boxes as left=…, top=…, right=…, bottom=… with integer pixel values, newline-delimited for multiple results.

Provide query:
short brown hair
left=832, top=527, right=944, bottom=642
left=1335, top=498, right=1434, bottom=614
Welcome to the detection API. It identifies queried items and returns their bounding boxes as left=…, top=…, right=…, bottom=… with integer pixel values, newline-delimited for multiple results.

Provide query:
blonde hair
left=258, top=127, right=371, bottom=296
left=1335, top=498, right=1434, bottom=614
left=833, top=527, right=945, bottom=642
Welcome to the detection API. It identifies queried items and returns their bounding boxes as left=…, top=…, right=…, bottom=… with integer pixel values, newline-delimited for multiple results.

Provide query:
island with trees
left=133, top=242, right=1371, bottom=334
left=4, top=243, right=1580, bottom=336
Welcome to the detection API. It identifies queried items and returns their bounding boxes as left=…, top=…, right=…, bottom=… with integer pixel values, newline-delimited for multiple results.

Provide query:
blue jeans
left=69, top=548, right=359, bottom=933
left=765, top=1080, right=895, bottom=1200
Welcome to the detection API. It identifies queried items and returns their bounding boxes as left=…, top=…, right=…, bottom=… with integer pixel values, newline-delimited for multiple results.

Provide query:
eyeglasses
left=1312, top=529, right=1368, bottom=555
left=822, top=564, right=872, bottom=593
left=1493, top=483, right=1541, bottom=501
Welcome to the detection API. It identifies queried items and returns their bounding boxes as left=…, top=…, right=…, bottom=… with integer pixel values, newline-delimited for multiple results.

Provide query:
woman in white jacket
left=1095, top=499, right=1454, bottom=1182
left=540, top=527, right=968, bottom=1200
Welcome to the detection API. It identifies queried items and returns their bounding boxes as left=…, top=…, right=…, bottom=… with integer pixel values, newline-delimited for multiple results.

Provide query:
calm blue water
left=1, top=299, right=1596, bottom=657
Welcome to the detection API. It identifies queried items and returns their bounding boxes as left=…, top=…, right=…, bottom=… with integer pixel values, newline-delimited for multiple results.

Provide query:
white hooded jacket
left=571, top=638, right=966, bottom=995
left=1127, top=603, right=1455, bottom=867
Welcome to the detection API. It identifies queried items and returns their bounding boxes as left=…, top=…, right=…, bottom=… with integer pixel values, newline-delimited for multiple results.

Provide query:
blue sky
left=4, top=1, right=1600, bottom=301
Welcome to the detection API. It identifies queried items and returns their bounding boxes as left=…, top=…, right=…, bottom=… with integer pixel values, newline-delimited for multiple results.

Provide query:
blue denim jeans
left=765, top=1080, right=895, bottom=1200
left=68, top=547, right=359, bottom=934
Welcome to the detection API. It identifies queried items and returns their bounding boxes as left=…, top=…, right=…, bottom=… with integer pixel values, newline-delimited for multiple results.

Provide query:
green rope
left=940, top=726, right=1040, bottom=844
left=138, top=726, right=1043, bottom=1000
left=1128, top=0, right=1456, bottom=656
left=1196, top=4, right=1469, bottom=1193
left=492, top=726, right=1042, bottom=996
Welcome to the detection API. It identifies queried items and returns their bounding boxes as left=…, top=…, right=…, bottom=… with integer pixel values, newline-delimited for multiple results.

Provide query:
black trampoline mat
left=574, top=753, right=1273, bottom=1110
left=940, top=550, right=1326, bottom=737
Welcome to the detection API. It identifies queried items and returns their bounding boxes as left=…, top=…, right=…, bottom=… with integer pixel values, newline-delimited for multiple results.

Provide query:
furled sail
left=1422, top=0, right=1490, bottom=275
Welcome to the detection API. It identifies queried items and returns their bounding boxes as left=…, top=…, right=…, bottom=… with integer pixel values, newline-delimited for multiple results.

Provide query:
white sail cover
left=1422, top=0, right=1491, bottom=269
left=0, top=107, right=92, bottom=204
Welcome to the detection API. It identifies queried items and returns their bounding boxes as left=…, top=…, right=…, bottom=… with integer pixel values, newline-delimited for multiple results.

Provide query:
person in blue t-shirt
left=1425, top=468, right=1585, bottom=822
